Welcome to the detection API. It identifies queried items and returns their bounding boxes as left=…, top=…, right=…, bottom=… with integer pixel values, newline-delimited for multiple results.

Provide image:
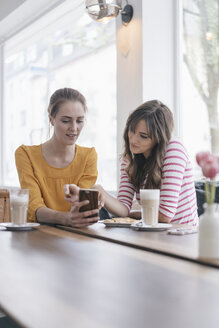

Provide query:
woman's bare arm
left=92, top=184, right=129, bottom=217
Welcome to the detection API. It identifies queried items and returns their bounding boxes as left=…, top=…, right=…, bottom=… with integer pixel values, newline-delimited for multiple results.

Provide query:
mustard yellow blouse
left=15, top=144, right=98, bottom=222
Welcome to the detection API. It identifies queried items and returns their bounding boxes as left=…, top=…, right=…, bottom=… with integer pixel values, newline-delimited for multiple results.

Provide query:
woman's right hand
left=63, top=184, right=99, bottom=227
left=65, top=199, right=99, bottom=228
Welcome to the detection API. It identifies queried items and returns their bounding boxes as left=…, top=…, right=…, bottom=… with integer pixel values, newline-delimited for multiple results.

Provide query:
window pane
left=4, top=8, right=116, bottom=190
left=182, top=0, right=219, bottom=176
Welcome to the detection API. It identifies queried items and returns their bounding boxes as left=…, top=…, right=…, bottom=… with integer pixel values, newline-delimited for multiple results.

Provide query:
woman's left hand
left=91, top=184, right=105, bottom=209
left=65, top=200, right=99, bottom=227
left=158, top=213, right=171, bottom=223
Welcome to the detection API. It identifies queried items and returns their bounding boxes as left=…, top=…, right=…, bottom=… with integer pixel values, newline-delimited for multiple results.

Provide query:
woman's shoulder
left=15, top=145, right=43, bottom=168
left=76, top=145, right=97, bottom=157
left=15, top=144, right=41, bottom=156
left=167, top=137, right=188, bottom=155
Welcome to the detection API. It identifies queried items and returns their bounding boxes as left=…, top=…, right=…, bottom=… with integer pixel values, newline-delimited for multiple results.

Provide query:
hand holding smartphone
left=79, top=188, right=99, bottom=218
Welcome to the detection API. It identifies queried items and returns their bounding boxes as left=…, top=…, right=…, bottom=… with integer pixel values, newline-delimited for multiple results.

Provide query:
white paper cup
left=140, top=189, right=160, bottom=226
left=10, top=188, right=29, bottom=225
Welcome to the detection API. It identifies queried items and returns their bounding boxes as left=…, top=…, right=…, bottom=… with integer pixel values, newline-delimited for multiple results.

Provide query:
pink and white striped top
left=117, top=138, right=199, bottom=226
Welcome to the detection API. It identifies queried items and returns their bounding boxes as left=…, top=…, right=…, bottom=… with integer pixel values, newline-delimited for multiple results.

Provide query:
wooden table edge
left=54, top=224, right=219, bottom=269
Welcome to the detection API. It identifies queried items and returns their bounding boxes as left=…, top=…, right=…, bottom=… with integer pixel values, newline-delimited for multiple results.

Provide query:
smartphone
left=167, top=227, right=198, bottom=235
left=79, top=189, right=99, bottom=218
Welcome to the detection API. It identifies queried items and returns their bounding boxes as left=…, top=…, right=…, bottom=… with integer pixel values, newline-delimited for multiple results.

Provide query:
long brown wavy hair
left=123, top=100, right=174, bottom=191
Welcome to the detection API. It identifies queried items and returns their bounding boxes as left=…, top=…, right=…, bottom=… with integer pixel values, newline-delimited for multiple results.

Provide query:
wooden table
left=1, top=225, right=219, bottom=328
left=57, top=222, right=219, bottom=267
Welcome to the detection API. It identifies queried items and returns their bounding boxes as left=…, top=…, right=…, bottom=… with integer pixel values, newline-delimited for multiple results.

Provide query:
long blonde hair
left=123, top=100, right=174, bottom=190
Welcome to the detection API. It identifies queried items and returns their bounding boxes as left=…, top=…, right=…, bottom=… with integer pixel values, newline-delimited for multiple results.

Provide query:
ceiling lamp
left=85, top=0, right=133, bottom=26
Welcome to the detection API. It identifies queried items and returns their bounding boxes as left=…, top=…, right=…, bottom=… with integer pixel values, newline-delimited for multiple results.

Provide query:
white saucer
left=131, top=221, right=172, bottom=231
left=0, top=222, right=40, bottom=231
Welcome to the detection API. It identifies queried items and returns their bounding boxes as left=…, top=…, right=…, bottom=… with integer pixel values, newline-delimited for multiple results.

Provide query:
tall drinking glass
left=140, top=189, right=160, bottom=226
left=10, top=188, right=29, bottom=225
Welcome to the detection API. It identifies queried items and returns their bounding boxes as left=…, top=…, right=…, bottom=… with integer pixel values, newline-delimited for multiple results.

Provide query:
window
left=3, top=3, right=116, bottom=190
left=182, top=0, right=219, bottom=176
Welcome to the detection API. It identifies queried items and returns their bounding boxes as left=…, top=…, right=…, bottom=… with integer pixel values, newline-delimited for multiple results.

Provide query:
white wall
left=116, top=0, right=176, bottom=187
left=116, top=0, right=143, bottom=160
left=142, top=0, right=175, bottom=108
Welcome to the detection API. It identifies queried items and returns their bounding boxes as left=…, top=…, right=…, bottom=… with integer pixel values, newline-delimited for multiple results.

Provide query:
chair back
left=0, top=189, right=11, bottom=222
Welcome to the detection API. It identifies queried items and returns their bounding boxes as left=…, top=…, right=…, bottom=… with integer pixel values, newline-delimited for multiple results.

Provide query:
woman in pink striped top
left=96, top=100, right=198, bottom=226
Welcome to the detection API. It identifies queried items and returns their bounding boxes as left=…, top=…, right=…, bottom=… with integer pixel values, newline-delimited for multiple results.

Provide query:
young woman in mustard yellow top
left=15, top=88, right=99, bottom=227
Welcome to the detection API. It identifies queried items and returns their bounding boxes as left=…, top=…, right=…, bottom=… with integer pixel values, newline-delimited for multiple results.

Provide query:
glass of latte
left=10, top=188, right=29, bottom=225
left=140, top=189, right=160, bottom=226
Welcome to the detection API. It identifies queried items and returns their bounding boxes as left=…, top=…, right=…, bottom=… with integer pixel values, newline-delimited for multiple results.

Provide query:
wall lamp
left=85, top=1, right=133, bottom=26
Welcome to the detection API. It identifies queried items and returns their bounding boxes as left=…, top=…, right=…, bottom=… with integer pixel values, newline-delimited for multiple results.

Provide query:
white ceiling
left=0, top=0, right=69, bottom=42
left=0, top=0, right=26, bottom=21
